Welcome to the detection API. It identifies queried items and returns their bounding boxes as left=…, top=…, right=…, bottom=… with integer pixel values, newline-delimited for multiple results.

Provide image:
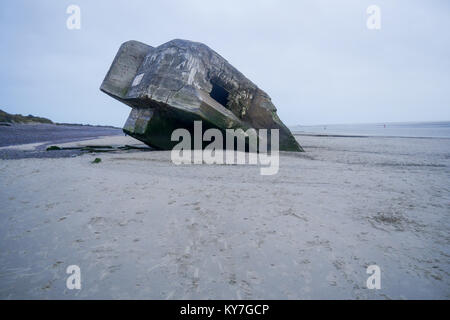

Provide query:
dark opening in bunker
left=209, top=82, right=229, bottom=108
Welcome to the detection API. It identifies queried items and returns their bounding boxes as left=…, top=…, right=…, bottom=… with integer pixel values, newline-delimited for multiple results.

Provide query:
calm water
left=291, top=122, right=450, bottom=138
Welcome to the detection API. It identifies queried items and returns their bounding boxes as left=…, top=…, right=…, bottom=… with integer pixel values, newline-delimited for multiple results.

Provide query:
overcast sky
left=1, top=0, right=449, bottom=127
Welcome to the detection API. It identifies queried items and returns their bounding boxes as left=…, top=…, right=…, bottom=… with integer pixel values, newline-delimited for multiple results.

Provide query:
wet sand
left=0, top=133, right=449, bottom=299
left=0, top=124, right=124, bottom=159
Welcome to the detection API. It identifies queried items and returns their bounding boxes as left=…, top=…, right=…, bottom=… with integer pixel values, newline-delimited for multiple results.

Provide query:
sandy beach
left=0, top=132, right=449, bottom=299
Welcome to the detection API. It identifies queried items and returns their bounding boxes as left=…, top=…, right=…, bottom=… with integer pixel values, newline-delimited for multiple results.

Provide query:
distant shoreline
left=291, top=121, right=450, bottom=139
left=293, top=132, right=450, bottom=139
left=54, top=123, right=121, bottom=129
left=0, top=123, right=124, bottom=149
left=0, top=121, right=121, bottom=130
left=0, top=109, right=121, bottom=129
left=290, top=120, right=450, bottom=127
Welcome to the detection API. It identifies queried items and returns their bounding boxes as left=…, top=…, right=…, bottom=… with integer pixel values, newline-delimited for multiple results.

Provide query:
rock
left=100, top=39, right=303, bottom=152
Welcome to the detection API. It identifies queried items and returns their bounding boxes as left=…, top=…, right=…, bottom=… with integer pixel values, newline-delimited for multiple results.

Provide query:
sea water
left=291, top=122, right=450, bottom=138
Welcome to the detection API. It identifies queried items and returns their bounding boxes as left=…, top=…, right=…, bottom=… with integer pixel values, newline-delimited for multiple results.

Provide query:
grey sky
left=1, top=0, right=449, bottom=127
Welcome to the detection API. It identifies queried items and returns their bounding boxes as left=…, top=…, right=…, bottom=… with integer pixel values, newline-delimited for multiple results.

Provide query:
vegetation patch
left=0, top=109, right=53, bottom=124
left=46, top=146, right=61, bottom=151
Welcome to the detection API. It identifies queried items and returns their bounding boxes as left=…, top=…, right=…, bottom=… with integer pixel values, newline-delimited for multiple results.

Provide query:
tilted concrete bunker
left=100, top=39, right=303, bottom=152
